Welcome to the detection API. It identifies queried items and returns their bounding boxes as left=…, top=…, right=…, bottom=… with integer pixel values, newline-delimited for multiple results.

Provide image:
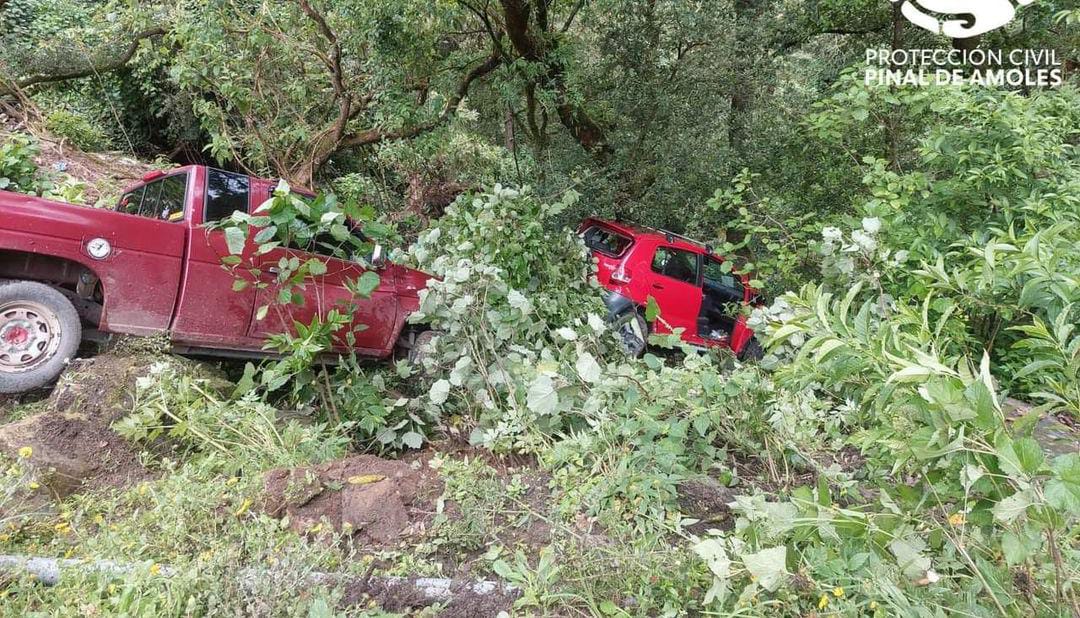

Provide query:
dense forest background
left=2, top=1, right=1074, bottom=255
left=1, top=1, right=1079, bottom=616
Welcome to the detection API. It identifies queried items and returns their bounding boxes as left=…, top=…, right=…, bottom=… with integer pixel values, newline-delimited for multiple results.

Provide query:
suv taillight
left=611, top=266, right=631, bottom=284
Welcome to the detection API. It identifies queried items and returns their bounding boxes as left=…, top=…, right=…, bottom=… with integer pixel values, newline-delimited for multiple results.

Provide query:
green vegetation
left=2, top=0, right=1079, bottom=616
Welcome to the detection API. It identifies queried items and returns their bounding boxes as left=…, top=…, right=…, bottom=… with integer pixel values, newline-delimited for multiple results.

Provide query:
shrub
left=115, top=361, right=349, bottom=473
left=44, top=109, right=109, bottom=151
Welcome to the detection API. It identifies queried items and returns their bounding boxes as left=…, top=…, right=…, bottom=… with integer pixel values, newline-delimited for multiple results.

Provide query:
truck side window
left=158, top=174, right=188, bottom=221
left=118, top=187, right=145, bottom=216
left=138, top=174, right=189, bottom=222
left=205, top=169, right=250, bottom=223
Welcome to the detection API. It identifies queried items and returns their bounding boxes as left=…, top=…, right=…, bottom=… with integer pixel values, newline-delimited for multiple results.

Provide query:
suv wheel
left=612, top=311, right=648, bottom=358
left=407, top=330, right=439, bottom=368
left=739, top=338, right=764, bottom=362
left=0, top=281, right=82, bottom=394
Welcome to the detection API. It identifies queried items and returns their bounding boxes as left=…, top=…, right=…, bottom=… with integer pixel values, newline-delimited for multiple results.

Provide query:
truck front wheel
left=0, top=281, right=82, bottom=394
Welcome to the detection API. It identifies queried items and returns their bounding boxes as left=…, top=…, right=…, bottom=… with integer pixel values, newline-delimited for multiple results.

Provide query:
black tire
left=611, top=310, right=648, bottom=358
left=407, top=330, right=439, bottom=368
left=739, top=338, right=764, bottom=362
left=0, top=281, right=82, bottom=394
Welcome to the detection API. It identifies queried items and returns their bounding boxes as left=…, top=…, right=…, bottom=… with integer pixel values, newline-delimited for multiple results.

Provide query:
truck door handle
left=652, top=283, right=664, bottom=289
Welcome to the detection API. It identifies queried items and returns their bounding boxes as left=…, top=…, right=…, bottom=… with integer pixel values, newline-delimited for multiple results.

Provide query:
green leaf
left=355, top=271, right=380, bottom=297
left=231, top=279, right=249, bottom=292
left=599, top=600, right=624, bottom=616
left=1045, top=454, right=1080, bottom=513
left=993, top=490, right=1033, bottom=523
left=889, top=537, right=931, bottom=580
left=995, top=435, right=1044, bottom=478
left=429, top=379, right=451, bottom=405
left=645, top=296, right=661, bottom=322
left=224, top=226, right=246, bottom=255
left=305, top=258, right=327, bottom=276
left=526, top=374, right=559, bottom=415
left=741, top=546, right=788, bottom=592
left=1000, top=531, right=1031, bottom=566
left=401, top=431, right=424, bottom=449
left=887, top=365, right=932, bottom=384
left=575, top=352, right=602, bottom=383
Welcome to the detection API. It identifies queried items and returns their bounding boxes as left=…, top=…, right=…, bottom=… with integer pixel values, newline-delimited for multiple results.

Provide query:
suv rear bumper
left=602, top=291, right=636, bottom=318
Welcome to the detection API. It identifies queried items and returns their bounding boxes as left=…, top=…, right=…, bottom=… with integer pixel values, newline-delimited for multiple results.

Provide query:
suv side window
left=703, top=257, right=744, bottom=302
left=205, top=169, right=250, bottom=223
left=651, top=246, right=699, bottom=284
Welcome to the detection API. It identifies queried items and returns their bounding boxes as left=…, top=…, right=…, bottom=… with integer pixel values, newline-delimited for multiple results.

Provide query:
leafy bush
left=405, top=185, right=609, bottom=450
left=115, top=362, right=349, bottom=473
left=44, top=108, right=109, bottom=151
left=0, top=135, right=43, bottom=192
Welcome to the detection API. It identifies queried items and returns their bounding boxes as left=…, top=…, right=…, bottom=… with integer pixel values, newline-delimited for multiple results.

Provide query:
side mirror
left=371, top=244, right=387, bottom=269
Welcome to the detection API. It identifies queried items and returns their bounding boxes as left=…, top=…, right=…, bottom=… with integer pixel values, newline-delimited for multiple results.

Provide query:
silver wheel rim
left=0, top=300, right=63, bottom=373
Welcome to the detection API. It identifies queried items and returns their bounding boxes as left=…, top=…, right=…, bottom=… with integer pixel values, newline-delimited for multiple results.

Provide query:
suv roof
left=581, top=217, right=712, bottom=254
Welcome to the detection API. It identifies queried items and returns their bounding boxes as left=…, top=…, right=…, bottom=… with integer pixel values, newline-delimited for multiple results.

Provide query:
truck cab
left=0, top=165, right=433, bottom=393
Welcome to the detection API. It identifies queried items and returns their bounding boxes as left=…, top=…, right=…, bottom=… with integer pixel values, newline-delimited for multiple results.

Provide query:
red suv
left=579, top=218, right=763, bottom=360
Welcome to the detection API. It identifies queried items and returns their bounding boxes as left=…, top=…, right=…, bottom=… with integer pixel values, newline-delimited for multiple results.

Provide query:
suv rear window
left=583, top=225, right=632, bottom=257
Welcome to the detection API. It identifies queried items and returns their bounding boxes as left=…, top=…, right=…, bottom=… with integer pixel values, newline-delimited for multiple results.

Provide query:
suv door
left=645, top=245, right=702, bottom=337
left=700, top=256, right=746, bottom=341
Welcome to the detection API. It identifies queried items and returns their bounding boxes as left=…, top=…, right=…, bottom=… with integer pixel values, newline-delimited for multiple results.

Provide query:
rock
left=1005, top=398, right=1079, bottom=458
left=678, top=477, right=736, bottom=532
left=342, top=479, right=409, bottom=543
left=262, top=454, right=439, bottom=546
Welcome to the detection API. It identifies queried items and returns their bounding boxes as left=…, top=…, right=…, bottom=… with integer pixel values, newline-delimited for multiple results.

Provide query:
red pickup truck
left=0, top=165, right=433, bottom=393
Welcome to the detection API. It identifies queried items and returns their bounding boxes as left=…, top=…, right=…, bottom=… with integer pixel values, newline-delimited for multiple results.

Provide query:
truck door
left=169, top=168, right=263, bottom=349
left=101, top=174, right=189, bottom=334
left=246, top=243, right=401, bottom=357
left=644, top=245, right=703, bottom=338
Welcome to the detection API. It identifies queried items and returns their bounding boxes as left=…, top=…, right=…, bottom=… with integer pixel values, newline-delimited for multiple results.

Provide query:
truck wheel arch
left=0, top=250, right=106, bottom=327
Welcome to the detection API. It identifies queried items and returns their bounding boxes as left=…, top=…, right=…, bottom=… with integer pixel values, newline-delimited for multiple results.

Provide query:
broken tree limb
left=0, top=27, right=168, bottom=97
left=0, top=554, right=515, bottom=602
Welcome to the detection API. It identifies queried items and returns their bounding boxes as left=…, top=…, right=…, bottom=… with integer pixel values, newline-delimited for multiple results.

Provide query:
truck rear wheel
left=0, top=281, right=82, bottom=394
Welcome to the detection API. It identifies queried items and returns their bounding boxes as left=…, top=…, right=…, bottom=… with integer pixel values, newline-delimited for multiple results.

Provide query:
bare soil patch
left=0, top=352, right=221, bottom=496
left=262, top=454, right=443, bottom=547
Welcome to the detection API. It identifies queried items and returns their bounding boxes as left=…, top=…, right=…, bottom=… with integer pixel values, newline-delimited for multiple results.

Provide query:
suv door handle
left=652, top=283, right=664, bottom=289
